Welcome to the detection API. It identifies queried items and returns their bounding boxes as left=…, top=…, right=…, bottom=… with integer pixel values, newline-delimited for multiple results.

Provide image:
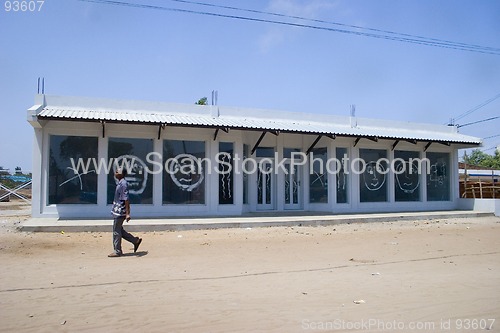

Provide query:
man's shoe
left=134, top=238, right=142, bottom=253
left=108, top=252, right=121, bottom=257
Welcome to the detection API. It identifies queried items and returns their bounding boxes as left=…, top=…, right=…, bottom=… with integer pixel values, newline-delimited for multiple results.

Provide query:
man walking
left=108, top=168, right=142, bottom=257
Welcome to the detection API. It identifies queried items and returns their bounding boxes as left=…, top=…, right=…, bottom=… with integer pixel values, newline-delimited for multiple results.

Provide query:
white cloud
left=268, top=0, right=337, bottom=19
left=256, top=0, right=338, bottom=53
left=257, top=29, right=286, bottom=54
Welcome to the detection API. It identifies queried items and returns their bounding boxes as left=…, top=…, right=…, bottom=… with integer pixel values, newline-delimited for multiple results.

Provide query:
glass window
left=107, top=138, right=154, bottom=204
left=283, top=148, right=301, bottom=158
left=257, top=160, right=273, bottom=205
left=359, top=149, right=388, bottom=202
left=48, top=135, right=98, bottom=204
left=255, top=147, right=275, bottom=206
left=394, top=150, right=421, bottom=201
left=336, top=147, right=348, bottom=204
left=219, top=142, right=234, bottom=205
left=243, top=144, right=248, bottom=204
left=426, top=152, right=450, bottom=201
left=284, top=148, right=301, bottom=205
left=309, top=147, right=328, bottom=203
left=256, top=147, right=274, bottom=158
left=163, top=140, right=205, bottom=204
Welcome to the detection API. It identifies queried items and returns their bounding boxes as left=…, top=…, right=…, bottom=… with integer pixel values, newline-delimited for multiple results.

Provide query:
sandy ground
left=0, top=205, right=499, bottom=332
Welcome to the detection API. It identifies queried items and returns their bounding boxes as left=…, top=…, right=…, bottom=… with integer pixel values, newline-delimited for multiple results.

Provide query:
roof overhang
left=28, top=94, right=483, bottom=148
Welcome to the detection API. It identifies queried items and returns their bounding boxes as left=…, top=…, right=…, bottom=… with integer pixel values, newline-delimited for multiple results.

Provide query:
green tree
left=463, top=149, right=500, bottom=168
left=195, top=97, right=208, bottom=105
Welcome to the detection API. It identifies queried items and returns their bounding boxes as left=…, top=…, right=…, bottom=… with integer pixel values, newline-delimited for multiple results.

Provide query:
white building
left=27, top=94, right=482, bottom=219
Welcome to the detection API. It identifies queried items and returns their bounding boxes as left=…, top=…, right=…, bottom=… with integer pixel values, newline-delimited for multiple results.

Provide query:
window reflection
left=107, top=138, right=154, bottom=204
left=336, top=147, right=348, bottom=204
left=163, top=140, right=206, bottom=204
left=48, top=135, right=98, bottom=205
left=219, top=142, right=234, bottom=205
left=359, top=149, right=388, bottom=202
left=426, top=152, right=450, bottom=201
left=394, top=150, right=421, bottom=201
left=309, top=147, right=328, bottom=203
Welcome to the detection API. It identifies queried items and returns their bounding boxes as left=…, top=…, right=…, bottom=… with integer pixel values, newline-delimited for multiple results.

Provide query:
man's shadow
left=122, top=251, right=148, bottom=257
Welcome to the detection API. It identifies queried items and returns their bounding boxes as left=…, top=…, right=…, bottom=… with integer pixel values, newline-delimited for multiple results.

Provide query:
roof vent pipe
left=211, top=90, right=219, bottom=118
left=37, top=77, right=45, bottom=94
left=350, top=104, right=357, bottom=128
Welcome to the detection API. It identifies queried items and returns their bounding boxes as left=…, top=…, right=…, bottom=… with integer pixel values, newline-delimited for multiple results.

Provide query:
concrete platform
left=20, top=210, right=495, bottom=233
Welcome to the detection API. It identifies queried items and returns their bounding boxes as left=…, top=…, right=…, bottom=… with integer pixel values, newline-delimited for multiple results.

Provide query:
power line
left=77, top=0, right=500, bottom=55
left=482, top=146, right=498, bottom=152
left=484, top=134, right=500, bottom=140
left=458, top=116, right=500, bottom=128
left=453, top=92, right=500, bottom=122
left=165, top=0, right=500, bottom=54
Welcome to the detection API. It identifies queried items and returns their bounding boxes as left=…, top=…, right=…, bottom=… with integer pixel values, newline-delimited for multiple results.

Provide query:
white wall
left=459, top=198, right=500, bottom=216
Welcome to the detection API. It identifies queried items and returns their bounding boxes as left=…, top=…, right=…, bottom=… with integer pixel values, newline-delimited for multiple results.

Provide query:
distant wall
left=459, top=198, right=500, bottom=217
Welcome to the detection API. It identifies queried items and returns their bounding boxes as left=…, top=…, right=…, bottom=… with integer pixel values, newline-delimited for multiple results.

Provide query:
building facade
left=28, top=95, right=482, bottom=218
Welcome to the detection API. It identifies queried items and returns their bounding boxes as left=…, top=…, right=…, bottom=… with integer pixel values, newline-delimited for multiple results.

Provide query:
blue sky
left=1, top=0, right=499, bottom=172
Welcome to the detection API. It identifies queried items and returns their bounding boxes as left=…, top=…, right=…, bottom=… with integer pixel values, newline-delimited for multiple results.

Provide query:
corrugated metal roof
left=36, top=105, right=481, bottom=145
